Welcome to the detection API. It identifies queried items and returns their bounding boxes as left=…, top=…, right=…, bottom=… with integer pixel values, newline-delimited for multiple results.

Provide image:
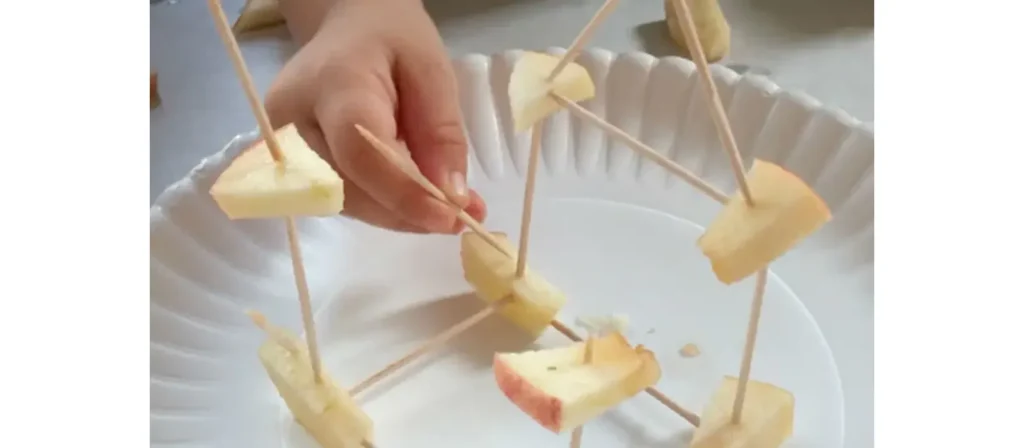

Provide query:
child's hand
left=265, top=0, right=487, bottom=234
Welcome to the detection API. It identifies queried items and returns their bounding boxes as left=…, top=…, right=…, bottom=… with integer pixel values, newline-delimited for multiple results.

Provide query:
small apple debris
left=698, top=160, right=831, bottom=284
left=461, top=232, right=567, bottom=339
left=150, top=70, right=160, bottom=109
left=232, top=0, right=285, bottom=34
left=247, top=310, right=374, bottom=448
left=493, top=332, right=661, bottom=433
left=664, top=0, right=731, bottom=63
left=680, top=343, right=701, bottom=358
left=690, top=376, right=794, bottom=448
left=509, top=51, right=596, bottom=132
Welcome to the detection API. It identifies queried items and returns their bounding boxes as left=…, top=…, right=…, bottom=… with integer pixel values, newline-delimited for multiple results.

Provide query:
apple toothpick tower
left=351, top=0, right=700, bottom=430
left=204, top=1, right=374, bottom=447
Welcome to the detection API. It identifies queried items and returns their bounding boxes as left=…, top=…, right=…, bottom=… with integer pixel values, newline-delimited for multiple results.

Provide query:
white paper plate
left=150, top=48, right=874, bottom=448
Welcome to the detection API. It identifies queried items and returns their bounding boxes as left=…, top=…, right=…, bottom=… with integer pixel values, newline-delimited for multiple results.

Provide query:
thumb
left=395, top=44, right=471, bottom=208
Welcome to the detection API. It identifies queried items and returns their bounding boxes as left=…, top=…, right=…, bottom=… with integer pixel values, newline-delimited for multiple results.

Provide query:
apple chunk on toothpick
left=461, top=232, right=567, bottom=339
left=494, top=332, right=661, bottom=433
left=698, top=160, right=831, bottom=284
left=248, top=311, right=374, bottom=448
left=210, top=123, right=345, bottom=220
left=510, top=51, right=596, bottom=132
left=690, top=376, right=794, bottom=448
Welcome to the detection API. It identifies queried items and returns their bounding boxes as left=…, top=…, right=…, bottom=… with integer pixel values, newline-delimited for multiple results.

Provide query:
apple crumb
left=679, top=343, right=701, bottom=358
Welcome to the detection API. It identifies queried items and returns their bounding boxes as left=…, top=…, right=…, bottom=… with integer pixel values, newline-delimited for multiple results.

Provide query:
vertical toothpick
left=547, top=0, right=621, bottom=82
left=670, top=0, right=767, bottom=424
left=516, top=0, right=622, bottom=279
left=207, top=0, right=284, bottom=164
left=515, top=122, right=544, bottom=278
left=207, top=0, right=323, bottom=381
left=570, top=336, right=596, bottom=448
left=731, top=269, right=767, bottom=423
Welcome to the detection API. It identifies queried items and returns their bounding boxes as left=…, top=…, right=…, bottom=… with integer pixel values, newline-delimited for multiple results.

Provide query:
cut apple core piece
left=690, top=376, right=794, bottom=448
left=697, top=159, right=831, bottom=284
left=232, top=0, right=285, bottom=34
left=249, top=311, right=373, bottom=448
left=461, top=232, right=566, bottom=338
left=509, top=51, right=596, bottom=132
left=493, top=332, right=661, bottom=433
left=210, top=123, right=345, bottom=220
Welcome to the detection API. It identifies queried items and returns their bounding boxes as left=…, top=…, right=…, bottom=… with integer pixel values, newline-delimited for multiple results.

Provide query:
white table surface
left=150, top=0, right=874, bottom=446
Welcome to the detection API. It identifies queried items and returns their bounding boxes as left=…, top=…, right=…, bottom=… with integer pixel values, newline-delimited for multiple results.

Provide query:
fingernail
left=448, top=172, right=468, bottom=205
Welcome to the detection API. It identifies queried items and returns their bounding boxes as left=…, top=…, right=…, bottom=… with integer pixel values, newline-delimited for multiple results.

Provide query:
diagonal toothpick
left=670, top=0, right=764, bottom=424
left=356, top=125, right=701, bottom=428
left=516, top=0, right=622, bottom=279
left=207, top=0, right=323, bottom=382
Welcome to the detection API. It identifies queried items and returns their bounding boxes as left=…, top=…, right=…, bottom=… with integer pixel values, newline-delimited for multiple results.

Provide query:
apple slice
left=248, top=311, right=373, bottom=448
left=232, top=0, right=285, bottom=34
left=509, top=51, right=596, bottom=132
left=697, top=160, right=831, bottom=284
left=493, top=332, right=661, bottom=433
left=690, top=376, right=794, bottom=448
left=210, top=123, right=345, bottom=220
left=461, top=232, right=566, bottom=338
left=664, top=0, right=731, bottom=63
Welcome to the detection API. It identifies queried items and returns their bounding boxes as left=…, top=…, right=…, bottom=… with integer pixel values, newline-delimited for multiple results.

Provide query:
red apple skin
left=493, top=355, right=562, bottom=433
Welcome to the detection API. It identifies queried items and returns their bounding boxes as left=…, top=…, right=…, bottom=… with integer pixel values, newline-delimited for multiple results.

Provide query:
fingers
left=315, top=89, right=461, bottom=233
left=293, top=120, right=432, bottom=234
left=394, top=39, right=472, bottom=208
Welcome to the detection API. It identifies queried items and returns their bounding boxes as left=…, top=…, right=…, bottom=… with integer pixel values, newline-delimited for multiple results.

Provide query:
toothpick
left=569, top=335, right=596, bottom=448
left=548, top=320, right=701, bottom=426
left=350, top=297, right=510, bottom=396
left=207, top=0, right=284, bottom=164
left=731, top=269, right=768, bottom=423
left=551, top=94, right=729, bottom=204
left=207, top=0, right=322, bottom=381
left=546, top=0, right=622, bottom=82
left=515, top=122, right=544, bottom=278
left=354, top=124, right=513, bottom=257
left=669, top=0, right=752, bottom=206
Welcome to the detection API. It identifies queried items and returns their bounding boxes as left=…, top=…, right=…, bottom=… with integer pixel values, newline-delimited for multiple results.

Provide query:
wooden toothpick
left=207, top=0, right=323, bottom=381
left=731, top=269, right=768, bottom=423
left=356, top=126, right=701, bottom=427
left=551, top=94, right=729, bottom=204
left=546, top=0, right=622, bottom=82
left=515, top=122, right=544, bottom=278
left=670, top=0, right=752, bottom=206
left=350, top=297, right=511, bottom=396
left=569, top=336, right=596, bottom=448
left=207, top=0, right=284, bottom=164
left=517, top=0, right=620, bottom=280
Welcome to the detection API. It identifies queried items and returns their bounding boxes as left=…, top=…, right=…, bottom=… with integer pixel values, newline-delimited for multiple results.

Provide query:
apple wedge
left=664, top=0, right=731, bottom=63
left=210, top=123, right=345, bottom=220
left=461, top=232, right=566, bottom=339
left=232, top=0, right=285, bottom=34
left=509, top=51, right=596, bottom=132
left=690, top=376, right=794, bottom=448
left=697, top=160, right=831, bottom=284
left=247, top=311, right=373, bottom=448
left=493, top=332, right=661, bottom=433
